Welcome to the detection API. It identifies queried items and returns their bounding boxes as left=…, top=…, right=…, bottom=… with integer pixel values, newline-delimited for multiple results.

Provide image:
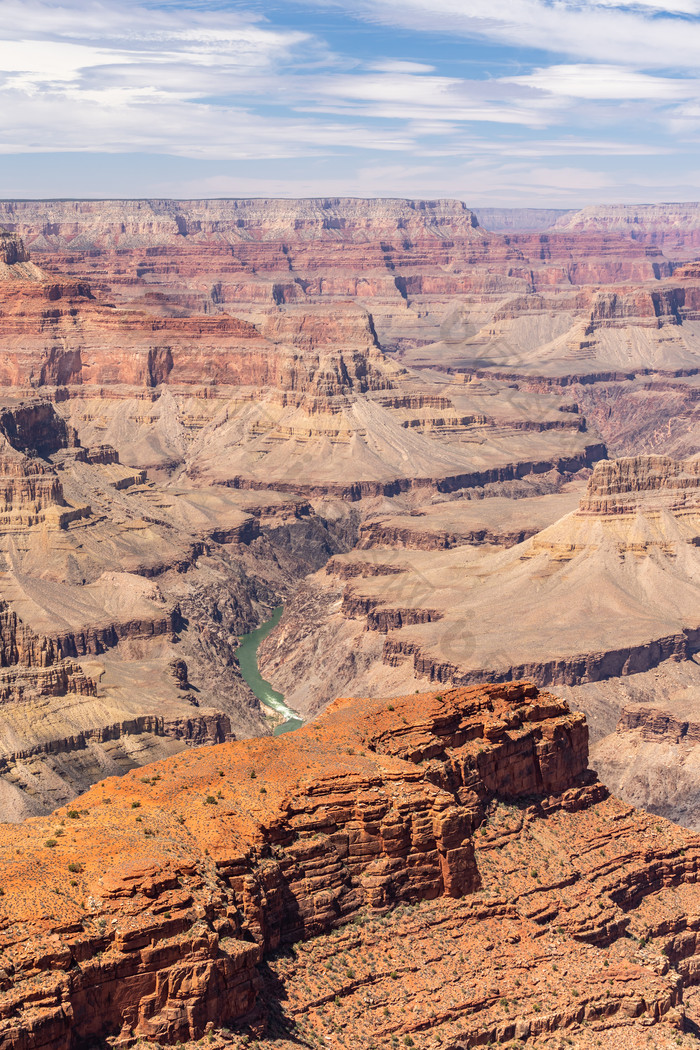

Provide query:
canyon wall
left=0, top=199, right=696, bottom=831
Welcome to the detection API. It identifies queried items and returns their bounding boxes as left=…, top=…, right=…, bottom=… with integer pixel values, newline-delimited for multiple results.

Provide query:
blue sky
left=0, top=0, right=699, bottom=205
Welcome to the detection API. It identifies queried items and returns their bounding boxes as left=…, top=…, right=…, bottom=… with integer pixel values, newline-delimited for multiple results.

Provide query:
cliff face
left=258, top=453, right=700, bottom=728
left=0, top=683, right=699, bottom=1048
left=0, top=198, right=484, bottom=249
left=0, top=230, right=44, bottom=280
left=0, top=198, right=696, bottom=836
left=0, top=231, right=29, bottom=265
left=553, top=203, right=700, bottom=251
left=579, top=454, right=700, bottom=514
left=475, top=206, right=576, bottom=231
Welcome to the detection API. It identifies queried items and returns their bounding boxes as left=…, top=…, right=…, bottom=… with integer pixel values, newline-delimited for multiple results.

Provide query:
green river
left=234, top=607, right=304, bottom=736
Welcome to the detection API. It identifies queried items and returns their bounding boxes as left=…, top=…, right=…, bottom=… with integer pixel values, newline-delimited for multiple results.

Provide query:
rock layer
left=0, top=685, right=698, bottom=1048
left=0, top=198, right=697, bottom=833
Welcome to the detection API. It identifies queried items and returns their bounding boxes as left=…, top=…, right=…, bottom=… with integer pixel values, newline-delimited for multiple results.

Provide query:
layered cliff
left=0, top=390, right=368, bottom=818
left=258, top=454, right=700, bottom=721
left=475, top=206, right=576, bottom=231
left=0, top=198, right=696, bottom=840
left=553, top=203, right=700, bottom=252
left=0, top=198, right=485, bottom=249
left=0, top=229, right=45, bottom=281
left=0, top=683, right=699, bottom=1048
left=579, top=453, right=700, bottom=514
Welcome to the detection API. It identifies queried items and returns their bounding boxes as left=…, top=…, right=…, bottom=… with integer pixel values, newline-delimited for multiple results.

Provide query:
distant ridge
left=474, top=207, right=576, bottom=231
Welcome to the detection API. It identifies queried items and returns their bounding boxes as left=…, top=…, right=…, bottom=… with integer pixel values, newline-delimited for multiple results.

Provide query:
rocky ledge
left=579, top=454, right=700, bottom=515
left=1, top=684, right=700, bottom=1048
left=0, top=230, right=45, bottom=281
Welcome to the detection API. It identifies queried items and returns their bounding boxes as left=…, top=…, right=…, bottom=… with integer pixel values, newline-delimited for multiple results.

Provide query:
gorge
left=0, top=196, right=697, bottom=1047
left=234, top=608, right=303, bottom=736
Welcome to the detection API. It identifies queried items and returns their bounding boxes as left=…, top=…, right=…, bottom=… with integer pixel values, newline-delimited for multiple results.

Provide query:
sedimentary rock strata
left=0, top=683, right=698, bottom=1048
left=0, top=197, right=697, bottom=831
left=258, top=453, right=700, bottom=730
left=0, top=195, right=699, bottom=1050
left=553, top=202, right=700, bottom=251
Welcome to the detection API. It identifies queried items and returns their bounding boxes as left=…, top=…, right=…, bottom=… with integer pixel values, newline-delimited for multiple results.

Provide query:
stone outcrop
left=0, top=198, right=485, bottom=249
left=579, top=453, right=700, bottom=514
left=0, top=685, right=698, bottom=1048
left=258, top=454, right=700, bottom=728
left=0, top=602, right=96, bottom=700
left=475, top=206, right=577, bottom=231
left=617, top=704, right=700, bottom=744
left=0, top=230, right=29, bottom=266
left=0, top=230, right=44, bottom=280
left=553, top=202, right=700, bottom=250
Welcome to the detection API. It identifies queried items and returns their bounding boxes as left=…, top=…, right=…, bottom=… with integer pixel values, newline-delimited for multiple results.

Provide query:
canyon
left=0, top=195, right=697, bottom=1045
left=0, top=198, right=696, bottom=826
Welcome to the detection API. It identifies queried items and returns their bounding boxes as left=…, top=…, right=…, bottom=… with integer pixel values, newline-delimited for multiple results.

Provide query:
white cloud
left=368, top=60, right=436, bottom=73
left=294, top=71, right=566, bottom=127
left=0, top=89, right=416, bottom=157
left=505, top=65, right=700, bottom=102
left=319, top=0, right=700, bottom=69
left=0, top=0, right=697, bottom=205
left=0, top=0, right=386, bottom=157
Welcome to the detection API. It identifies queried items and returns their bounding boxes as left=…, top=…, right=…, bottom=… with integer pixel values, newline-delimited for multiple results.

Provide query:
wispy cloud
left=319, top=0, right=700, bottom=69
left=0, top=0, right=697, bottom=203
left=505, top=65, right=700, bottom=102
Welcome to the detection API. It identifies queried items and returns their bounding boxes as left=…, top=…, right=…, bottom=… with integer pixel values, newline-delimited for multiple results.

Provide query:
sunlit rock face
left=1, top=683, right=700, bottom=1049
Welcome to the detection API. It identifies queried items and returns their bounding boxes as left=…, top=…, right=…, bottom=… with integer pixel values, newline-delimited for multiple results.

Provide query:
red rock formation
left=0, top=198, right=697, bottom=846
left=0, top=684, right=698, bottom=1047
left=0, top=198, right=486, bottom=249
left=0, top=601, right=96, bottom=700
left=617, top=704, right=700, bottom=745
left=0, top=230, right=30, bottom=266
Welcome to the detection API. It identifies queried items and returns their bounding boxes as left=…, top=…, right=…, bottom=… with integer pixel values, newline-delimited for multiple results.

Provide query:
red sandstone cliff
left=0, top=684, right=698, bottom=1048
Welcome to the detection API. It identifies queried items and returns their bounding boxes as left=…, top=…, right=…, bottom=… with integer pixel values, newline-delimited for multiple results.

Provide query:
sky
left=0, top=0, right=699, bottom=205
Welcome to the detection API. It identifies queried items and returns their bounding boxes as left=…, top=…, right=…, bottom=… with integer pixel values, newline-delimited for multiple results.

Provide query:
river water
left=234, top=607, right=304, bottom=736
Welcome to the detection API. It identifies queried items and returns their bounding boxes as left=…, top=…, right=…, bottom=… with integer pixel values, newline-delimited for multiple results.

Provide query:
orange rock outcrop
left=0, top=684, right=699, bottom=1047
